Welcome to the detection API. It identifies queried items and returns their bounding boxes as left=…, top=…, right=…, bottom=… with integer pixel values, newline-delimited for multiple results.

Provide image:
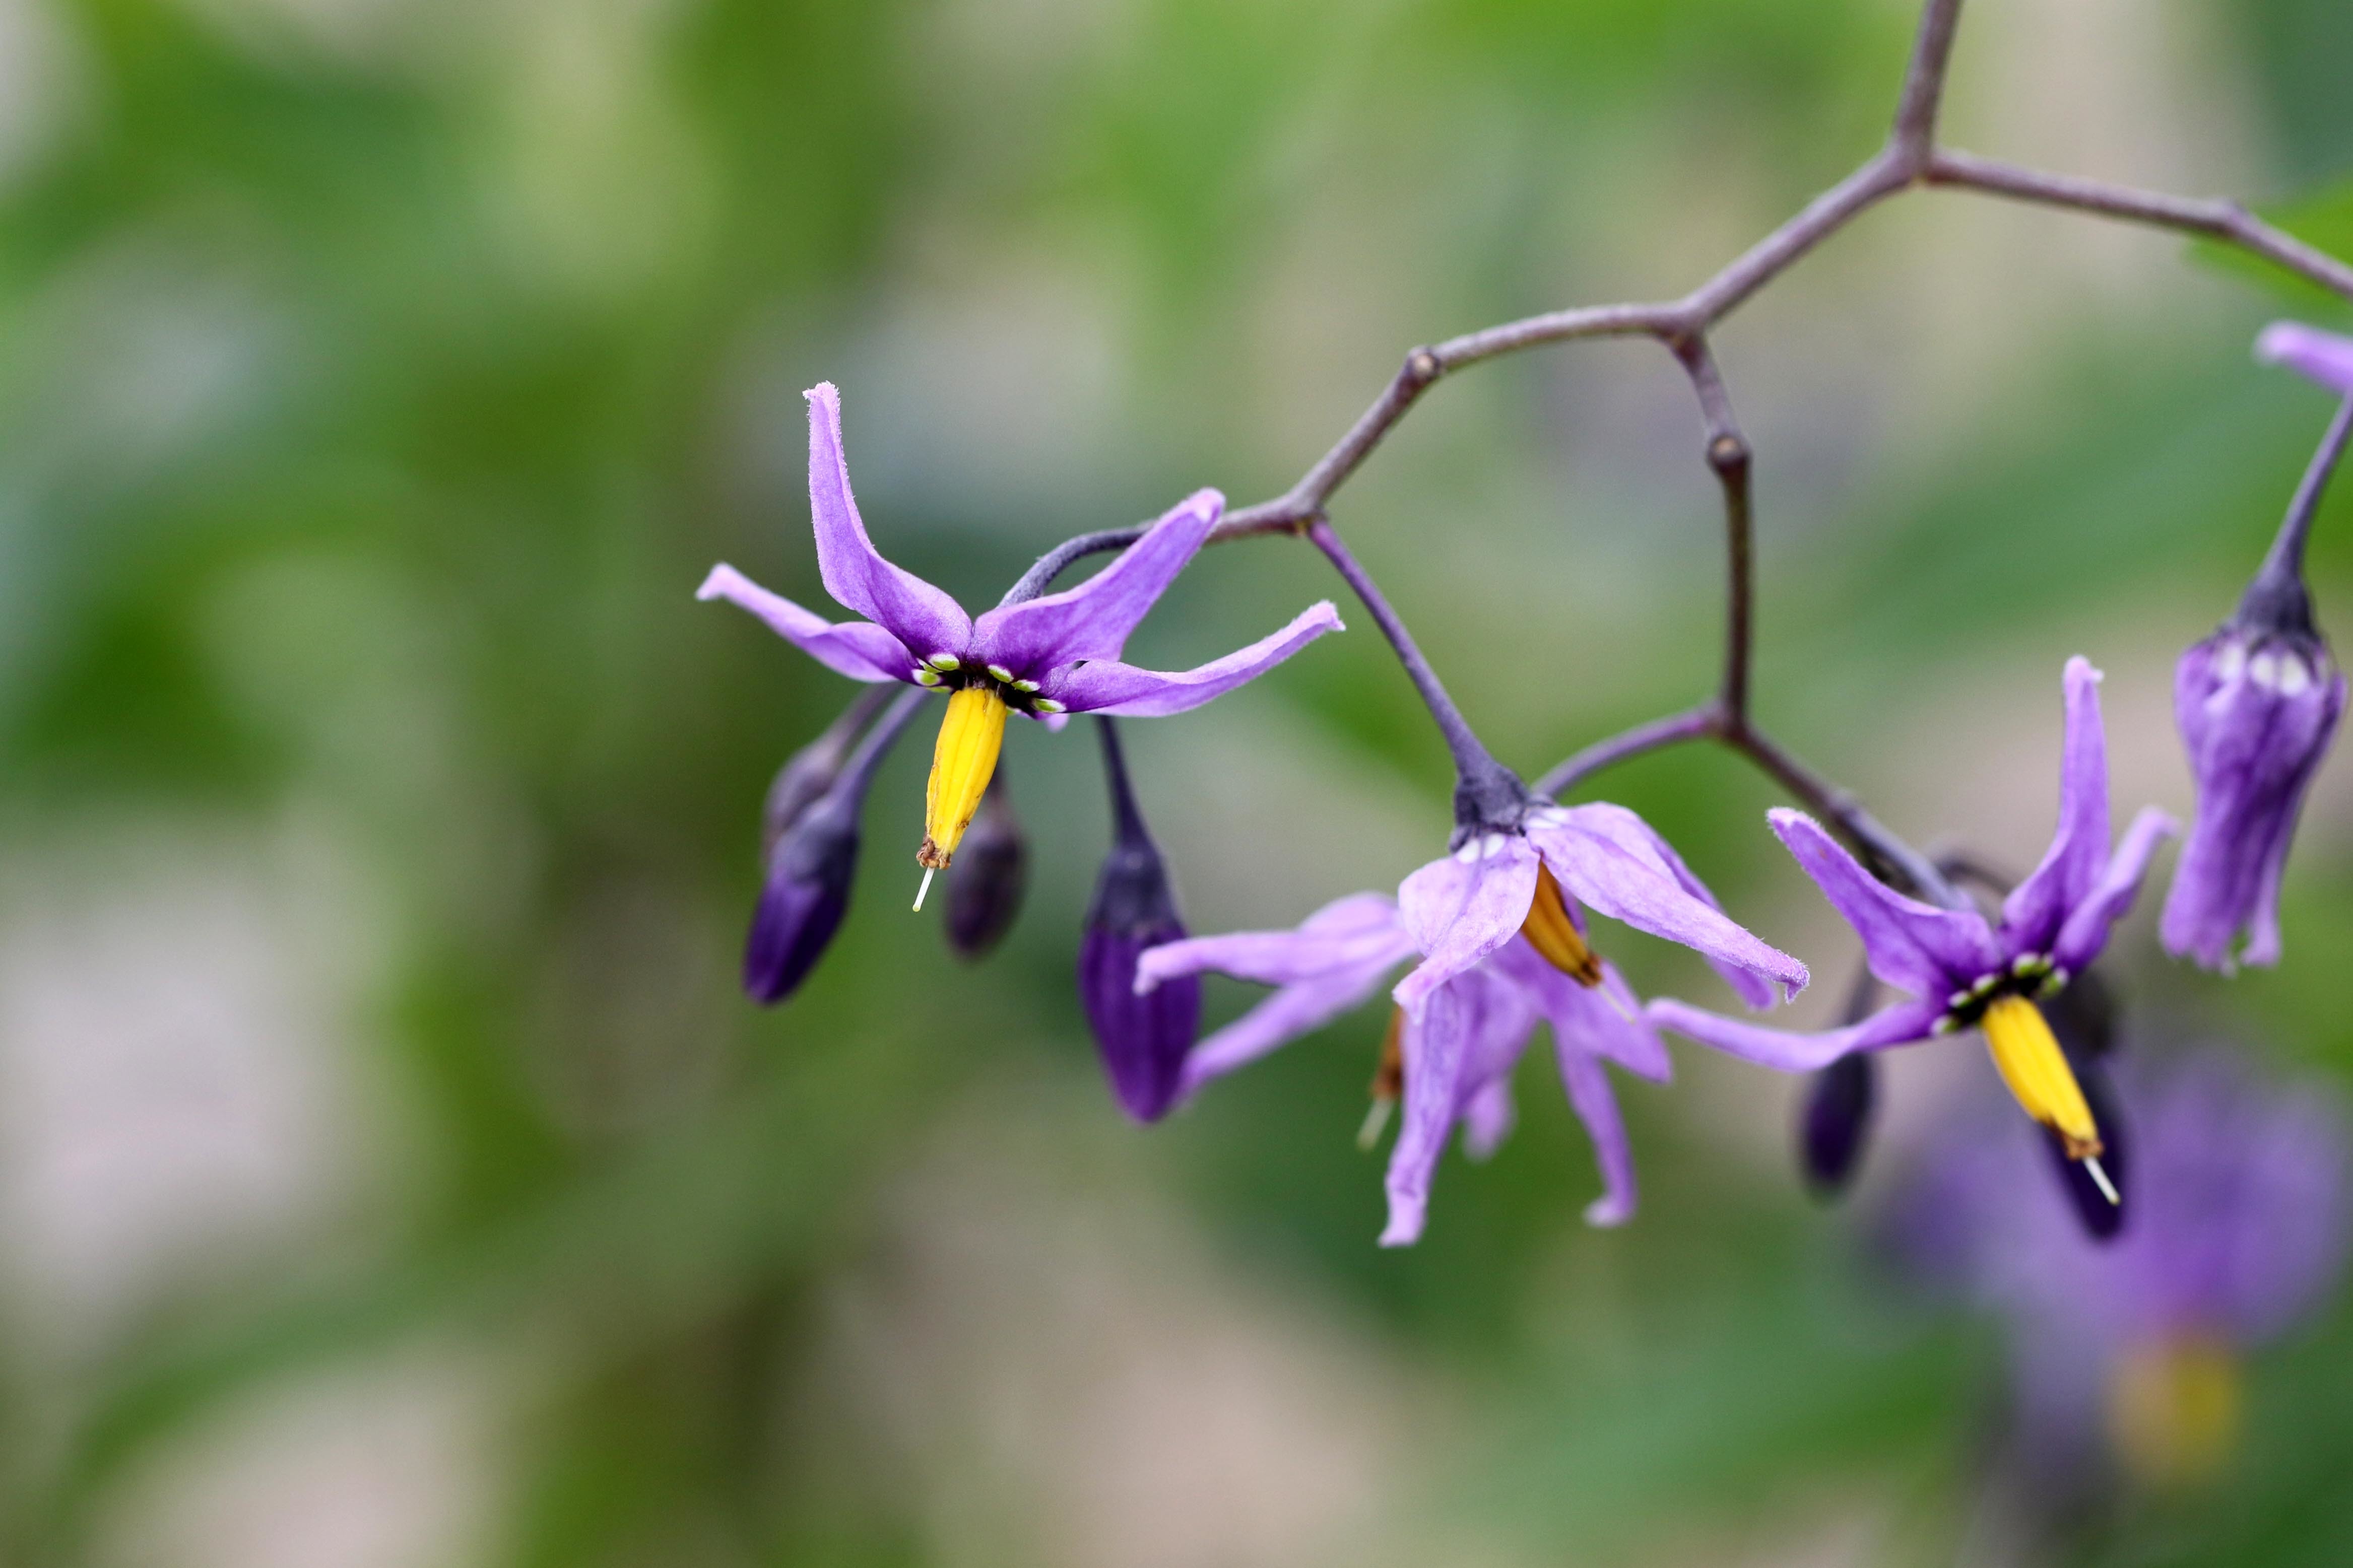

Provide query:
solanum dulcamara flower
left=2161, top=321, right=2350, bottom=971
left=1138, top=802, right=1808, bottom=1245
left=1890, top=1053, right=2347, bottom=1490
left=1652, top=659, right=2176, bottom=1207
left=699, top=382, right=1343, bottom=908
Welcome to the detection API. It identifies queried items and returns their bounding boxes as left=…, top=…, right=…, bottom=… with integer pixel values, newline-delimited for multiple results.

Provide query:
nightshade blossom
left=2160, top=320, right=2350, bottom=970
left=1139, top=803, right=1808, bottom=1245
left=1891, top=1054, right=2347, bottom=1486
left=699, top=382, right=1343, bottom=906
left=1652, top=659, right=2175, bottom=1201
left=1078, top=720, right=1199, bottom=1122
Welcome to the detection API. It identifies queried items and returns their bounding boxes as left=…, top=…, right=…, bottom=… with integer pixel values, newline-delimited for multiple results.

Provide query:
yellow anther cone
left=1522, top=864, right=1603, bottom=986
left=1982, top=994, right=2103, bottom=1161
left=920, top=686, right=1008, bottom=878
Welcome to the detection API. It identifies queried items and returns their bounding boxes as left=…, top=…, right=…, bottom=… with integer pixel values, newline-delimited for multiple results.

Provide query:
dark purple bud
left=1800, top=1054, right=1877, bottom=1197
left=744, top=789, right=860, bottom=1004
left=762, top=687, right=890, bottom=859
left=1079, top=720, right=1199, bottom=1122
left=2163, top=395, right=2351, bottom=970
left=2043, top=1049, right=2128, bottom=1242
left=943, top=772, right=1027, bottom=960
left=740, top=690, right=920, bottom=1006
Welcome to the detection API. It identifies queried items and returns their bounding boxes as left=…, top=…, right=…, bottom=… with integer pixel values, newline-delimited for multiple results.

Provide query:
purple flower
left=1891, top=1053, right=2348, bottom=1485
left=1651, top=659, right=2176, bottom=1197
left=2159, top=321, right=2351, bottom=971
left=1078, top=720, right=1200, bottom=1122
left=1139, top=804, right=1808, bottom=1245
left=699, top=383, right=1342, bottom=900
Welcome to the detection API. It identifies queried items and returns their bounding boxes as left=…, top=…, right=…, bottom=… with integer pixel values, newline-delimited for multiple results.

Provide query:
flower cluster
left=702, top=316, right=2351, bottom=1248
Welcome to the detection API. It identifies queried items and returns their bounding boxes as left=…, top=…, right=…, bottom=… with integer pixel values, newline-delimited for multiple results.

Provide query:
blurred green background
left=1, top=0, right=2350, bottom=1563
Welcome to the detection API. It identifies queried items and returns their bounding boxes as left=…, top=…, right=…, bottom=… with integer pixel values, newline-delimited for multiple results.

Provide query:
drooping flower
left=1651, top=659, right=2176, bottom=1205
left=699, top=382, right=1343, bottom=905
left=1077, top=719, right=1200, bottom=1122
left=1889, top=1053, right=2347, bottom=1489
left=1139, top=803, right=1808, bottom=1244
left=2160, top=321, right=2351, bottom=970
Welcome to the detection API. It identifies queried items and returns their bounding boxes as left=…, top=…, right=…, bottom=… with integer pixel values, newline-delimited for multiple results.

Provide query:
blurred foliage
left=0, top=0, right=2349, bottom=1565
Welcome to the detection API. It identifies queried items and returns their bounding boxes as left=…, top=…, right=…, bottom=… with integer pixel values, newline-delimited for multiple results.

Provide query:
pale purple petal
left=2002, top=657, right=2111, bottom=955
left=803, top=383, right=972, bottom=662
left=1559, top=804, right=1779, bottom=1009
left=1035, top=601, right=1344, bottom=716
left=2256, top=320, right=2353, bottom=396
left=1528, top=811, right=1810, bottom=1001
left=1178, top=965, right=1399, bottom=1098
left=969, top=490, right=1221, bottom=677
left=1646, top=995, right=1943, bottom=1073
left=1555, top=1049, right=1638, bottom=1226
left=1382, top=977, right=1474, bottom=1247
left=1490, top=941, right=1670, bottom=1082
left=1137, top=892, right=1409, bottom=991
left=1769, top=809, right=1998, bottom=993
left=696, top=565, right=916, bottom=683
left=1392, top=838, right=1540, bottom=1014
left=2052, top=806, right=2178, bottom=973
left=1461, top=1078, right=1517, bottom=1161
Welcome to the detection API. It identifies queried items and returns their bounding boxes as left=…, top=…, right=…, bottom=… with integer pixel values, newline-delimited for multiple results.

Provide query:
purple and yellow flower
left=1891, top=1053, right=2347, bottom=1486
left=2160, top=321, right=2350, bottom=970
left=699, top=382, right=1342, bottom=906
left=1651, top=659, right=2175, bottom=1202
left=1139, top=803, right=1807, bottom=1244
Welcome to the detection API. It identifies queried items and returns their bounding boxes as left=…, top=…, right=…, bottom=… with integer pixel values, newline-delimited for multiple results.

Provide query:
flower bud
left=1799, top=1054, right=1876, bottom=1197
left=762, top=688, right=888, bottom=860
left=943, top=772, right=1027, bottom=960
left=1079, top=720, right=1199, bottom=1122
left=744, top=789, right=860, bottom=1005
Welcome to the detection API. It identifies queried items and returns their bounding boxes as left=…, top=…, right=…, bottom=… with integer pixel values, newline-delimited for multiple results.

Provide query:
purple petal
left=696, top=566, right=918, bottom=683
left=1554, top=1049, right=1638, bottom=1226
left=1176, top=963, right=1402, bottom=1098
left=1528, top=809, right=1810, bottom=1001
left=2002, top=657, right=2111, bottom=954
left=1392, top=838, right=1540, bottom=1015
left=1136, top=892, right=1409, bottom=991
left=803, top=383, right=973, bottom=662
left=2256, top=321, right=2353, bottom=396
left=1558, top=804, right=1781, bottom=1009
left=1646, top=994, right=1943, bottom=1073
left=1768, top=809, right=1999, bottom=994
left=2162, top=633, right=2346, bottom=969
left=1036, top=601, right=1344, bottom=716
left=1381, top=977, right=1475, bottom=1247
left=2052, top=806, right=2178, bottom=974
left=1461, top=1077, right=1518, bottom=1161
left=970, top=491, right=1220, bottom=678
left=1490, top=941, right=1671, bottom=1081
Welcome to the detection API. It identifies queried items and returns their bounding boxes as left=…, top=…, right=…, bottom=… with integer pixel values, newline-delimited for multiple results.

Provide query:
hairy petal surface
left=803, top=383, right=972, bottom=661
left=696, top=567, right=914, bottom=683
left=970, top=490, right=1221, bottom=675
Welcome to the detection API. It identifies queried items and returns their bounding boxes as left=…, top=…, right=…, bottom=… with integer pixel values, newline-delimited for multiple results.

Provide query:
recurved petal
left=1555, top=1049, right=1639, bottom=1226
left=697, top=566, right=916, bottom=683
left=1392, top=837, right=1541, bottom=1015
left=1461, top=1077, right=1517, bottom=1161
left=1769, top=809, right=1998, bottom=994
left=2003, top=657, right=2113, bottom=953
left=1492, top=941, right=1670, bottom=1082
left=1137, top=892, right=1410, bottom=991
left=1036, top=601, right=1344, bottom=716
left=970, top=490, right=1221, bottom=676
left=1175, top=961, right=1403, bottom=1099
left=804, top=383, right=973, bottom=663
left=1381, top=977, right=1476, bottom=1247
left=1548, top=803, right=1779, bottom=1009
left=2053, top=806, right=2178, bottom=973
left=1530, top=814, right=1809, bottom=1001
left=1646, top=994, right=1943, bottom=1073
left=2256, top=320, right=2353, bottom=396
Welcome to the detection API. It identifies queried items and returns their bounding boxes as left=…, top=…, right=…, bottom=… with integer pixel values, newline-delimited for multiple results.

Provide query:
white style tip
left=2084, top=1154, right=2121, bottom=1207
left=914, top=866, right=936, bottom=912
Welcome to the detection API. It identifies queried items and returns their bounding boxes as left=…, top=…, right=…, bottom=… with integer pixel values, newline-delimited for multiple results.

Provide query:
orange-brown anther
left=1522, top=864, right=1603, bottom=986
left=1371, top=1006, right=1405, bottom=1103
